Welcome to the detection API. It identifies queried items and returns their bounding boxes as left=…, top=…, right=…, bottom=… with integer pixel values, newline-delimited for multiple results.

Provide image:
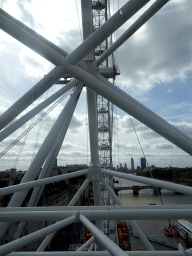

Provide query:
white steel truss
left=92, top=0, right=113, bottom=169
left=0, top=0, right=192, bottom=255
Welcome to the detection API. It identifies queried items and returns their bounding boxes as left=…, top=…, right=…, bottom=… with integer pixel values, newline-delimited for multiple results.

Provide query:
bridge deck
left=115, top=185, right=154, bottom=192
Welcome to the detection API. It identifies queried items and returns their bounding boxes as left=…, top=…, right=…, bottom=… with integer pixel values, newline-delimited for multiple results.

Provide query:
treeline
left=136, top=168, right=173, bottom=180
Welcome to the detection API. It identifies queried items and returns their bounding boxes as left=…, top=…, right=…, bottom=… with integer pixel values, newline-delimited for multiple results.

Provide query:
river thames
left=116, top=177, right=192, bottom=251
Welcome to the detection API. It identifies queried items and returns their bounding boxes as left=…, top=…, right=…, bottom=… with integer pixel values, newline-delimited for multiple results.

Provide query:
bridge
left=114, top=185, right=162, bottom=195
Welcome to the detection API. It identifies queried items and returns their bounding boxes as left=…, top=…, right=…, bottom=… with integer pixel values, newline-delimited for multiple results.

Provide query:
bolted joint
left=88, top=165, right=102, bottom=182
left=83, top=60, right=98, bottom=77
left=73, top=211, right=81, bottom=223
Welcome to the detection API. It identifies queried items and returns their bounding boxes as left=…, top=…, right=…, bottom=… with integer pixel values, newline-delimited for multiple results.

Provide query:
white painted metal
left=13, top=88, right=82, bottom=240
left=1, top=209, right=192, bottom=222
left=0, top=12, right=65, bottom=65
left=7, top=252, right=190, bottom=256
left=0, top=8, right=68, bottom=57
left=0, top=65, right=66, bottom=131
left=79, top=214, right=128, bottom=256
left=65, top=0, right=150, bottom=66
left=0, top=0, right=191, bottom=255
left=37, top=176, right=89, bottom=251
left=0, top=8, right=69, bottom=58
left=0, top=215, right=76, bottom=256
left=1, top=204, right=192, bottom=212
left=87, top=88, right=102, bottom=206
left=0, top=79, right=77, bottom=142
left=97, top=73, right=191, bottom=143
left=129, top=221, right=155, bottom=251
left=0, top=0, right=149, bottom=67
left=96, top=0, right=170, bottom=66
left=92, top=0, right=113, bottom=171
left=68, top=178, right=90, bottom=206
left=81, top=0, right=103, bottom=249
left=0, top=0, right=156, bottom=131
left=0, top=85, right=82, bottom=238
left=77, top=236, right=95, bottom=251
left=102, top=178, right=155, bottom=251
left=65, top=64, right=192, bottom=156
left=88, top=242, right=95, bottom=251
left=36, top=232, right=55, bottom=252
left=0, top=169, right=88, bottom=197
left=28, top=87, right=83, bottom=206
left=81, top=0, right=94, bottom=60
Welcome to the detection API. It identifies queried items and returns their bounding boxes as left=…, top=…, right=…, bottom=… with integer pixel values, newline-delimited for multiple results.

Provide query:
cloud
left=68, top=114, right=84, bottom=132
left=117, top=0, right=192, bottom=90
left=172, top=122, right=192, bottom=138
left=154, top=143, right=174, bottom=150
left=0, top=1, right=192, bottom=171
left=167, top=89, right=172, bottom=93
left=22, top=55, right=43, bottom=70
left=17, top=0, right=35, bottom=28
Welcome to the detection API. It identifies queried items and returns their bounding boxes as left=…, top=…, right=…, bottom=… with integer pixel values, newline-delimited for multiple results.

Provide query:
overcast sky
left=0, top=0, right=192, bottom=171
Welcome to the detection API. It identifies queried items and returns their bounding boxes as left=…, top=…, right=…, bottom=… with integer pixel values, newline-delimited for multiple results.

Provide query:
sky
left=0, top=0, right=192, bottom=171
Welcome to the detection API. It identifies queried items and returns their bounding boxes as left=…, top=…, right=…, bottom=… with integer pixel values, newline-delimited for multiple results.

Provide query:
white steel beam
left=66, top=0, right=150, bottom=66
left=0, top=0, right=149, bottom=68
left=129, top=221, right=155, bottom=251
left=0, top=8, right=68, bottom=58
left=0, top=85, right=82, bottom=239
left=0, top=1, right=191, bottom=255
left=0, top=80, right=77, bottom=142
left=102, top=178, right=122, bottom=206
left=96, top=0, right=170, bottom=66
left=37, top=175, right=89, bottom=251
left=0, top=65, right=66, bottom=131
left=7, top=252, right=191, bottom=256
left=65, top=65, right=192, bottom=156
left=86, top=84, right=100, bottom=169
left=81, top=0, right=94, bottom=60
left=13, top=94, right=82, bottom=240
left=97, top=74, right=191, bottom=143
left=0, top=11, right=65, bottom=65
left=0, top=0, right=149, bottom=130
left=86, top=88, right=102, bottom=204
left=79, top=214, right=128, bottom=256
left=102, top=169, right=192, bottom=195
left=1, top=204, right=191, bottom=212
left=28, top=86, right=83, bottom=207
left=37, top=232, right=54, bottom=252
left=88, top=242, right=95, bottom=251
left=37, top=176, right=90, bottom=251
left=69, top=178, right=90, bottom=206
left=81, top=0, right=103, bottom=250
left=0, top=169, right=88, bottom=197
left=0, top=215, right=76, bottom=256
left=102, top=178, right=155, bottom=251
left=1, top=209, right=191, bottom=222
left=77, top=236, right=95, bottom=251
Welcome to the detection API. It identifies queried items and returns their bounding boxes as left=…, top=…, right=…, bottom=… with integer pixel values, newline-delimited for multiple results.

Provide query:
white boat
left=175, top=219, right=192, bottom=243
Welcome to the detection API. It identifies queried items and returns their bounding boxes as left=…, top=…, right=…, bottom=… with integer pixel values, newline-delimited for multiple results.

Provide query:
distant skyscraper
left=137, top=166, right=140, bottom=172
left=131, top=158, right=134, bottom=172
left=140, top=157, right=146, bottom=172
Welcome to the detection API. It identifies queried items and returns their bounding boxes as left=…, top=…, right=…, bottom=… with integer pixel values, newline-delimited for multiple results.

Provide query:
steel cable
left=0, top=88, right=74, bottom=159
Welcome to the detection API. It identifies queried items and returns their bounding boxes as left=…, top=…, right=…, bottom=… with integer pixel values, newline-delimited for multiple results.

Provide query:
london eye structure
left=0, top=0, right=192, bottom=255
